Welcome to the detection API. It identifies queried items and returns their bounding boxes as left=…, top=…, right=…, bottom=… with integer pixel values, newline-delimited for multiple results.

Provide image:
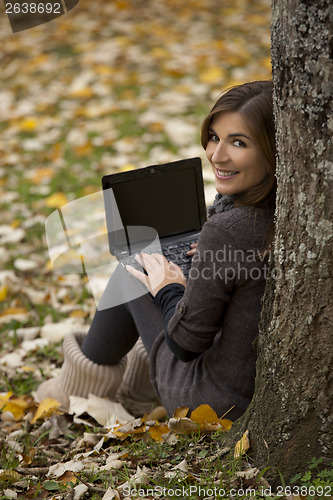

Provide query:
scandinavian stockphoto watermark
left=3, top=0, right=79, bottom=33
left=45, top=190, right=278, bottom=311
left=120, top=484, right=332, bottom=498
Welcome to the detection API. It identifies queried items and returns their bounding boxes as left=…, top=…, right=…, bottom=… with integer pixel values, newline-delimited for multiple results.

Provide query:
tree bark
left=246, top=0, right=333, bottom=484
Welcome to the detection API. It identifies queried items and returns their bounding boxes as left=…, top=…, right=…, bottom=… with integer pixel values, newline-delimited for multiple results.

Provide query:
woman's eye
left=233, top=139, right=246, bottom=147
left=208, top=133, right=219, bottom=142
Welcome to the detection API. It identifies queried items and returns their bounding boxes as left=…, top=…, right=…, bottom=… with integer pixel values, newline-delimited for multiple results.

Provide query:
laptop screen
left=102, top=158, right=206, bottom=253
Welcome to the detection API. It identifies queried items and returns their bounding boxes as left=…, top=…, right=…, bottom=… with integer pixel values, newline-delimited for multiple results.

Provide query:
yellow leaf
left=190, top=404, right=219, bottom=425
left=220, top=419, right=233, bottom=431
left=116, top=0, right=130, bottom=11
left=0, top=307, right=27, bottom=317
left=45, top=192, right=69, bottom=208
left=173, top=407, right=190, bottom=419
left=31, top=167, right=54, bottom=185
left=3, top=401, right=27, bottom=421
left=70, top=87, right=94, bottom=98
left=51, top=143, right=63, bottom=161
left=0, top=392, right=13, bottom=406
left=199, top=67, right=225, bottom=84
left=234, top=429, right=250, bottom=458
left=95, top=65, right=115, bottom=75
left=113, top=420, right=146, bottom=440
left=119, top=163, right=136, bottom=172
left=261, top=56, right=272, bottom=70
left=149, top=122, right=164, bottom=133
left=149, top=424, right=170, bottom=442
left=0, top=394, right=31, bottom=421
left=0, top=284, right=7, bottom=301
left=20, top=118, right=37, bottom=131
left=150, top=47, right=169, bottom=59
left=81, top=185, right=99, bottom=195
left=31, top=398, right=61, bottom=424
left=75, top=142, right=93, bottom=157
left=21, top=366, right=36, bottom=373
left=247, top=14, right=267, bottom=25
left=69, top=310, right=87, bottom=319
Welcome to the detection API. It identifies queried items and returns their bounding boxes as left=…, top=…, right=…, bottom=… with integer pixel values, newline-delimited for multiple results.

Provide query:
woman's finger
left=187, top=242, right=198, bottom=256
left=137, top=252, right=165, bottom=270
left=126, top=264, right=150, bottom=287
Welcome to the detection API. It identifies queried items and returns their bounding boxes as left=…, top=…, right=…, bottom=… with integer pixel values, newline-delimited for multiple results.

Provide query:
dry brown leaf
left=173, top=406, right=190, bottom=418
left=113, top=419, right=146, bottom=441
left=147, top=405, right=167, bottom=421
left=168, top=417, right=198, bottom=434
left=234, top=429, right=250, bottom=458
left=58, top=470, right=78, bottom=485
left=0, top=469, right=22, bottom=484
left=19, top=447, right=37, bottom=465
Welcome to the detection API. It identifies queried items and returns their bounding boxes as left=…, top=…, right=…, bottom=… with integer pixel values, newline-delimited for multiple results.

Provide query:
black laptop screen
left=102, top=158, right=206, bottom=251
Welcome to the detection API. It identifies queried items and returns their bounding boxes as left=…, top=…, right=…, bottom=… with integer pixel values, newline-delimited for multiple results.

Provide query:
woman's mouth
left=215, top=169, right=239, bottom=179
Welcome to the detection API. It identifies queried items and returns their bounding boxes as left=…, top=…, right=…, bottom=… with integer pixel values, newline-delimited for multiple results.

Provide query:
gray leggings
left=81, top=265, right=163, bottom=365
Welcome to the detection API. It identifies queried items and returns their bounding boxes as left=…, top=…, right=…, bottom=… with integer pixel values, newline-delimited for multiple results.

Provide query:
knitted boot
left=116, top=338, right=159, bottom=416
left=34, top=331, right=127, bottom=411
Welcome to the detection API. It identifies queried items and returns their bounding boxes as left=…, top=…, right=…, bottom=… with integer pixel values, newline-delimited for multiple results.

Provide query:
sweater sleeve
left=165, top=220, right=242, bottom=353
left=153, top=284, right=201, bottom=361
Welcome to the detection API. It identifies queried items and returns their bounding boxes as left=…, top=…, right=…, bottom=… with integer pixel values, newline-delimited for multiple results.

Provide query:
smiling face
left=205, top=112, right=269, bottom=197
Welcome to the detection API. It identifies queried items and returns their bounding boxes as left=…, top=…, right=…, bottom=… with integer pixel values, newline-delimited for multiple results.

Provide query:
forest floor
left=0, top=0, right=305, bottom=498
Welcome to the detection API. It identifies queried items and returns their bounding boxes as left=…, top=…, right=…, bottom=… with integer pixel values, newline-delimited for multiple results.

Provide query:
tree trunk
left=247, top=0, right=333, bottom=484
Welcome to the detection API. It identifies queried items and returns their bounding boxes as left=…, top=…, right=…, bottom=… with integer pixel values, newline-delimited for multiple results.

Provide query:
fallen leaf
left=1, top=395, right=31, bottom=421
left=220, top=418, right=233, bottom=430
left=173, top=406, right=190, bottom=418
left=58, top=470, right=78, bottom=485
left=48, top=459, right=84, bottom=478
left=168, top=417, right=198, bottom=434
left=234, top=429, right=250, bottom=458
left=148, top=424, right=170, bottom=442
left=0, top=284, right=7, bottom=301
left=14, top=258, right=38, bottom=272
left=102, top=488, right=121, bottom=500
left=19, top=447, right=37, bottom=465
left=87, top=394, right=134, bottom=427
left=31, top=398, right=61, bottom=424
left=0, top=469, right=22, bottom=483
left=190, top=404, right=219, bottom=425
left=45, top=192, right=69, bottom=208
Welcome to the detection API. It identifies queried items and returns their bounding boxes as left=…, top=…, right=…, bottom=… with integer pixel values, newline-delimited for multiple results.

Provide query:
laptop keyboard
left=120, top=239, right=197, bottom=277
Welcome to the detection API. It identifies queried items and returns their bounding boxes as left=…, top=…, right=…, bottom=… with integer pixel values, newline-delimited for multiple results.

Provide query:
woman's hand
left=126, top=253, right=186, bottom=297
left=186, top=242, right=198, bottom=257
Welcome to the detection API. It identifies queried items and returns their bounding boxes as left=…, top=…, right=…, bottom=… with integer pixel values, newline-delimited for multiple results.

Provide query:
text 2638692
left=5, top=2, right=61, bottom=14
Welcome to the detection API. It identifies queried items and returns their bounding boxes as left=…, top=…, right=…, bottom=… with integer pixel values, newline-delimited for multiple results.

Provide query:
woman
left=36, top=81, right=276, bottom=421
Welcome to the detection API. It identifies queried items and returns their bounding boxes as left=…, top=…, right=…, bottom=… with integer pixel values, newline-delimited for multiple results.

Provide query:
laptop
left=102, top=157, right=207, bottom=276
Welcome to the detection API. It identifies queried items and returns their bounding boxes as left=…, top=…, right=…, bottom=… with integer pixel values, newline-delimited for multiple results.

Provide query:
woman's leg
left=81, top=265, right=163, bottom=365
left=81, top=302, right=140, bottom=365
left=35, top=264, right=162, bottom=412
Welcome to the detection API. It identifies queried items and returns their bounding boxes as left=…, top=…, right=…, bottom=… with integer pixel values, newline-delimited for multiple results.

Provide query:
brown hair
left=201, top=81, right=276, bottom=210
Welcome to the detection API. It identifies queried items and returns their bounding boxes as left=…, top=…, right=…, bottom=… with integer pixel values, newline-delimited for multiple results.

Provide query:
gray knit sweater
left=149, top=205, right=273, bottom=420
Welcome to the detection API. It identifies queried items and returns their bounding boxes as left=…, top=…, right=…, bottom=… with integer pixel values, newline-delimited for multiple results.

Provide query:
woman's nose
left=211, top=141, right=229, bottom=163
